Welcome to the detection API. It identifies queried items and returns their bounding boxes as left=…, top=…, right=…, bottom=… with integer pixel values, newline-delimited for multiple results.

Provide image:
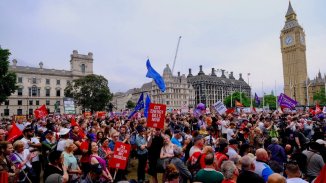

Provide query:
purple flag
left=254, top=93, right=261, bottom=106
left=278, top=93, right=298, bottom=109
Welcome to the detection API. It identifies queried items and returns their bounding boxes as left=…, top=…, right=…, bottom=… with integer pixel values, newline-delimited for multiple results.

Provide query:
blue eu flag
left=128, top=93, right=144, bottom=119
left=146, top=59, right=166, bottom=92
left=144, top=94, right=151, bottom=118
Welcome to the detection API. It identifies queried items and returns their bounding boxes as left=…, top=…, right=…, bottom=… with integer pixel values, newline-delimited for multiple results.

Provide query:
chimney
left=39, top=62, right=43, bottom=69
left=239, top=73, right=244, bottom=81
left=187, top=68, right=193, bottom=78
left=221, top=69, right=226, bottom=78
left=211, top=68, right=217, bottom=76
left=229, top=71, right=235, bottom=79
left=198, top=65, right=205, bottom=75
left=12, top=59, right=17, bottom=67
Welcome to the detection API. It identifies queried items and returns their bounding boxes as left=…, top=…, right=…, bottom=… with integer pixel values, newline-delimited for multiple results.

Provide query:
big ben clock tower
left=281, top=2, right=307, bottom=105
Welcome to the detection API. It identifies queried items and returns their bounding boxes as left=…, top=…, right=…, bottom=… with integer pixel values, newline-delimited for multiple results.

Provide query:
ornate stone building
left=281, top=2, right=325, bottom=106
left=0, top=50, right=93, bottom=116
left=187, top=65, right=251, bottom=107
left=118, top=64, right=195, bottom=111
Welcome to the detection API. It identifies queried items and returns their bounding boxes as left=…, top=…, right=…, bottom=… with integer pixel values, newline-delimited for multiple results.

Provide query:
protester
left=170, top=147, right=192, bottom=183
left=237, top=155, right=265, bottom=183
left=89, top=141, right=112, bottom=182
left=0, top=141, right=16, bottom=183
left=221, top=160, right=238, bottom=183
left=63, top=139, right=82, bottom=182
left=303, top=142, right=325, bottom=182
left=194, top=153, right=224, bottom=183
left=147, top=128, right=164, bottom=183
left=44, top=150, right=69, bottom=183
left=135, top=125, right=148, bottom=183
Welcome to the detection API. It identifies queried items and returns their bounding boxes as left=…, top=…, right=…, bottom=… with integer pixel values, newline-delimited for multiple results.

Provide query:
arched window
left=81, top=64, right=86, bottom=73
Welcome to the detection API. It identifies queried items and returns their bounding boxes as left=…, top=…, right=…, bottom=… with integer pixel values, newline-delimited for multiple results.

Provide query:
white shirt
left=14, top=149, right=32, bottom=169
left=189, top=146, right=201, bottom=158
left=286, top=178, right=308, bottom=183
left=57, top=139, right=68, bottom=151
left=226, top=128, right=234, bottom=141
left=226, top=147, right=238, bottom=158
left=221, top=120, right=229, bottom=134
left=21, top=137, right=40, bottom=162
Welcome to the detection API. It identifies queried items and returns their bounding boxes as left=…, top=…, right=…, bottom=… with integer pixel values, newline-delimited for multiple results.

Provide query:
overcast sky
left=1, top=0, right=325, bottom=96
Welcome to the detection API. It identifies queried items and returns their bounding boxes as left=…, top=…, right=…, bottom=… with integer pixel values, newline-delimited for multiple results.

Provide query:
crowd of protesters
left=0, top=108, right=325, bottom=183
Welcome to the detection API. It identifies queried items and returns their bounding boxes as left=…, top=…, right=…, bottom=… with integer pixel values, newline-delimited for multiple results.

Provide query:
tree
left=261, top=94, right=277, bottom=110
left=313, top=88, right=326, bottom=105
left=126, top=100, right=135, bottom=109
left=0, top=47, right=17, bottom=104
left=224, top=92, right=250, bottom=107
left=64, top=74, right=113, bottom=112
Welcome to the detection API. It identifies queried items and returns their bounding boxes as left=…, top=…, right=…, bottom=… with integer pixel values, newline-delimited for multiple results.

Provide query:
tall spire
left=285, top=1, right=297, bottom=21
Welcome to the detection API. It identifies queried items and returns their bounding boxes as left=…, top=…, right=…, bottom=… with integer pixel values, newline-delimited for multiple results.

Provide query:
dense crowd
left=0, top=109, right=325, bottom=183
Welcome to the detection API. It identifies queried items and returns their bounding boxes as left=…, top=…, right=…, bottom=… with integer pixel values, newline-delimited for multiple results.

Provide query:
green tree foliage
left=0, top=47, right=17, bottom=104
left=313, top=88, right=326, bottom=105
left=64, top=74, right=113, bottom=112
left=224, top=92, right=250, bottom=107
left=261, top=94, right=277, bottom=110
left=126, top=100, right=135, bottom=109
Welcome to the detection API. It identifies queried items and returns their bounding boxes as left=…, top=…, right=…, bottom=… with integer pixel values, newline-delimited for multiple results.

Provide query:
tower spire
left=285, top=1, right=297, bottom=21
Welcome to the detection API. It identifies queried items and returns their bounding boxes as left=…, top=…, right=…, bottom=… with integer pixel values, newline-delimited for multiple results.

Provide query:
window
left=46, top=100, right=50, bottom=105
left=32, top=86, right=37, bottom=96
left=18, top=77, right=23, bottom=83
left=46, top=89, right=50, bottom=97
left=17, top=88, right=23, bottom=96
left=29, top=109, right=33, bottom=115
left=57, top=80, right=60, bottom=85
left=56, top=89, right=61, bottom=97
left=81, top=64, right=86, bottom=73
left=46, top=79, right=50, bottom=85
left=17, top=109, right=22, bottom=115
left=18, top=100, right=22, bottom=105
left=32, top=77, right=37, bottom=84
left=36, top=100, right=39, bottom=105
left=4, top=100, right=9, bottom=106
left=4, top=109, right=9, bottom=116
left=29, top=100, right=33, bottom=106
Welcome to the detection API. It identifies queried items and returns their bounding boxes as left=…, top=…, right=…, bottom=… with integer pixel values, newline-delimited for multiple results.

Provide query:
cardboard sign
left=109, top=142, right=131, bottom=170
left=14, top=115, right=27, bottom=121
left=147, top=103, right=166, bottom=129
left=213, top=101, right=227, bottom=115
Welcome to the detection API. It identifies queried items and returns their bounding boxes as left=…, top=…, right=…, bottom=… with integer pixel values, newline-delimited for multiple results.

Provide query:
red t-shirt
left=80, top=141, right=89, bottom=163
left=215, top=152, right=228, bottom=170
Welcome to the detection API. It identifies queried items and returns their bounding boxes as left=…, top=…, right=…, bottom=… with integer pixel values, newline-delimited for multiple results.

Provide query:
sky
left=1, top=0, right=326, bottom=96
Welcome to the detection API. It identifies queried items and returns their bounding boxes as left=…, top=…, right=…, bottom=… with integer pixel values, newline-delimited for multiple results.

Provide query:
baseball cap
left=58, top=128, right=70, bottom=135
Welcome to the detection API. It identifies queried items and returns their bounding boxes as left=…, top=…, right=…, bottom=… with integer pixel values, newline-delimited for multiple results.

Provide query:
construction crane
left=171, top=36, right=182, bottom=75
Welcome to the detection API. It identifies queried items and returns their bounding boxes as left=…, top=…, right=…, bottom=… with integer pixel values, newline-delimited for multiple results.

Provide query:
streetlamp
left=306, top=78, right=312, bottom=107
left=247, top=73, right=252, bottom=108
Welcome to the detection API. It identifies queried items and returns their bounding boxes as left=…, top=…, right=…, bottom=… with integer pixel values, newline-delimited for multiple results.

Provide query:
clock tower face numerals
left=285, top=35, right=294, bottom=46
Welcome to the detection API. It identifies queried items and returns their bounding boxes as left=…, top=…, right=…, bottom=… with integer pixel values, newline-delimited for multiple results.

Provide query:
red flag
left=235, top=101, right=243, bottom=107
left=309, top=108, right=315, bottom=115
left=252, top=107, right=257, bottom=113
left=315, top=104, right=322, bottom=114
left=6, top=122, right=23, bottom=142
left=70, top=118, right=85, bottom=138
left=226, top=108, right=235, bottom=114
left=34, top=104, right=48, bottom=119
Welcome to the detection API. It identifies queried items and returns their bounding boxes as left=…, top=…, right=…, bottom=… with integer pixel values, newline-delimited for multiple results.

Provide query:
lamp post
left=306, top=78, right=312, bottom=107
left=247, top=73, right=252, bottom=108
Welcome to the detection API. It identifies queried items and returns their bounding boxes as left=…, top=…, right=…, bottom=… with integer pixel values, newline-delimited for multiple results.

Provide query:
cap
left=316, top=139, right=326, bottom=145
left=229, top=139, right=239, bottom=145
left=194, top=135, right=204, bottom=142
left=45, top=173, right=63, bottom=183
left=58, top=128, right=70, bottom=135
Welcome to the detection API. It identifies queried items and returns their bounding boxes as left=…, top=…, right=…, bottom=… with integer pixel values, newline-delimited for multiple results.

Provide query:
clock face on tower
left=285, top=35, right=293, bottom=45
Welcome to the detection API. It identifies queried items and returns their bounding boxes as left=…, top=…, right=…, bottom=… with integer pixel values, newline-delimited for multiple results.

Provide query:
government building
left=281, top=2, right=325, bottom=106
left=0, top=50, right=93, bottom=117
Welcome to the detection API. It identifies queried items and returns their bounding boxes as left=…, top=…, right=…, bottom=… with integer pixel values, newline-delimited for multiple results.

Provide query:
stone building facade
left=0, top=50, right=93, bottom=117
left=187, top=65, right=251, bottom=107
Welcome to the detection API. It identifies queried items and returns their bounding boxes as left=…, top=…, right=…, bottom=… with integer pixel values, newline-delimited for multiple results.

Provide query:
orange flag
left=235, top=101, right=243, bottom=107
left=6, top=122, right=23, bottom=142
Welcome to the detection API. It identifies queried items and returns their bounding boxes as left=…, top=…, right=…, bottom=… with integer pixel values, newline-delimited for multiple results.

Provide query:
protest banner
left=96, top=111, right=106, bottom=118
left=147, top=103, right=166, bottom=129
left=84, top=111, right=92, bottom=118
left=63, top=97, right=76, bottom=114
left=109, top=142, right=131, bottom=170
left=212, top=101, right=227, bottom=115
left=14, top=115, right=27, bottom=121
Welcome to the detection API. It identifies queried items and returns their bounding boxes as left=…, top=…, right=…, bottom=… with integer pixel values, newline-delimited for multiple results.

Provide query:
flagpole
left=231, top=91, right=233, bottom=108
left=275, top=80, right=278, bottom=109
left=262, top=81, right=265, bottom=107
left=240, top=85, right=242, bottom=104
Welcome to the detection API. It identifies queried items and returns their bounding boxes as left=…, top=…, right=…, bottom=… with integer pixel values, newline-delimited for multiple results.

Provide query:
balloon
left=196, top=103, right=206, bottom=111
